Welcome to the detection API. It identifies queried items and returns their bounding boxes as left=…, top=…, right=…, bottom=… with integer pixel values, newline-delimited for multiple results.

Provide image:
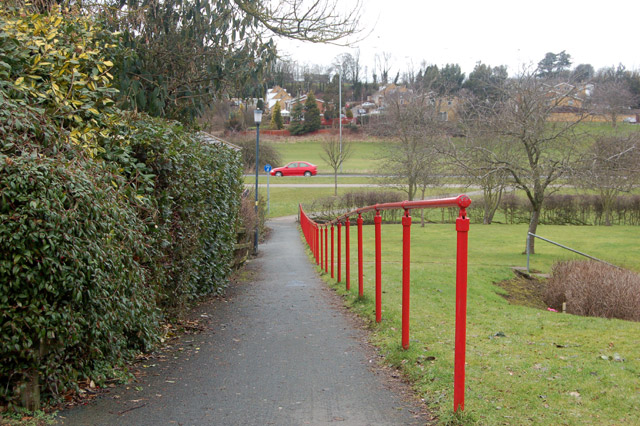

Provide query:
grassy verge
left=314, top=223, right=640, bottom=425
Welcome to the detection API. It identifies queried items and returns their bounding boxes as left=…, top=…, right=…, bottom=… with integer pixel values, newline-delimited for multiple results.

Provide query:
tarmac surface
left=56, top=215, right=430, bottom=426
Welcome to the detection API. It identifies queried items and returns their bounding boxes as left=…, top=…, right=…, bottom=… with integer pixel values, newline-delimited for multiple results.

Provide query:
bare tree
left=479, top=70, right=586, bottom=253
left=576, top=134, right=640, bottom=225
left=372, top=90, right=446, bottom=202
left=588, top=80, right=637, bottom=127
left=444, top=133, right=509, bottom=224
left=321, top=136, right=353, bottom=196
left=375, top=52, right=393, bottom=85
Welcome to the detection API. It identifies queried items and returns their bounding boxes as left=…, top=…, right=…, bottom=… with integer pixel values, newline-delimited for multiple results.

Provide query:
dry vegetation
left=545, top=260, right=640, bottom=321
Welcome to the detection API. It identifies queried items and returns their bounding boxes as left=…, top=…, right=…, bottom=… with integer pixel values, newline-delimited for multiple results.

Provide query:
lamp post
left=253, top=109, right=262, bottom=255
left=338, top=70, right=342, bottom=173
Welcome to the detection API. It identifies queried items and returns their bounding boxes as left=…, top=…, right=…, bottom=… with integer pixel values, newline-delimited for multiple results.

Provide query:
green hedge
left=0, top=5, right=244, bottom=409
left=104, top=114, right=243, bottom=312
left=0, top=152, right=159, bottom=405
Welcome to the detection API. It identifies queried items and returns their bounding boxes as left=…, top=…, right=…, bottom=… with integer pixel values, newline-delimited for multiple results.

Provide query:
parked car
left=270, top=161, right=317, bottom=177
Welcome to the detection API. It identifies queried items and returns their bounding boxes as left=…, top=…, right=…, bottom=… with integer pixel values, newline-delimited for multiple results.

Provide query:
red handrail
left=298, top=194, right=471, bottom=412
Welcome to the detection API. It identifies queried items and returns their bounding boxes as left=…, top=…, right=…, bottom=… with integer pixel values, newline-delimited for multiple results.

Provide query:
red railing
left=299, top=194, right=471, bottom=412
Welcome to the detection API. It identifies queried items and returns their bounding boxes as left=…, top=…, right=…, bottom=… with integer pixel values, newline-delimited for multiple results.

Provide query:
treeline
left=0, top=4, right=243, bottom=409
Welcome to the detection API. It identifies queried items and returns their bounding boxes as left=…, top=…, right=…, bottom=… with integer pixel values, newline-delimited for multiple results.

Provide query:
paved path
left=56, top=216, right=429, bottom=426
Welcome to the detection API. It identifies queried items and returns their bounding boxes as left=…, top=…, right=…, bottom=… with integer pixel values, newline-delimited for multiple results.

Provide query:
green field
left=265, top=138, right=388, bottom=174
left=314, top=223, right=640, bottom=425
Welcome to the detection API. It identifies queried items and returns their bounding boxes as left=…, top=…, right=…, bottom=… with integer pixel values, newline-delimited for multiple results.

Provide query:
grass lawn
left=310, top=222, right=640, bottom=425
left=267, top=138, right=388, bottom=174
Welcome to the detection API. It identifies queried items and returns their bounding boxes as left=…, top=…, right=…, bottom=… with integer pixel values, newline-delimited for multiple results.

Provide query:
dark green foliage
left=104, top=114, right=244, bottom=311
left=537, top=51, right=572, bottom=78
left=103, top=0, right=277, bottom=123
left=463, top=62, right=508, bottom=102
left=0, top=152, right=159, bottom=406
left=303, top=92, right=322, bottom=133
left=289, top=102, right=306, bottom=135
left=0, top=5, right=245, bottom=407
left=270, top=102, right=284, bottom=130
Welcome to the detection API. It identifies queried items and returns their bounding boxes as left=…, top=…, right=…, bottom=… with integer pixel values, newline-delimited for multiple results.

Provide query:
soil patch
left=495, top=275, right=548, bottom=310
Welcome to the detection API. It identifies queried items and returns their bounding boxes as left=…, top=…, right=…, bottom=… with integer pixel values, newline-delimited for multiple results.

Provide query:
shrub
left=0, top=5, right=119, bottom=154
left=0, top=152, right=159, bottom=407
left=105, top=114, right=244, bottom=312
left=544, top=260, right=640, bottom=321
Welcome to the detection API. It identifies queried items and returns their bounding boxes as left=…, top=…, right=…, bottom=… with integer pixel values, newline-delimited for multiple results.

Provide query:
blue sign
left=264, top=164, right=272, bottom=172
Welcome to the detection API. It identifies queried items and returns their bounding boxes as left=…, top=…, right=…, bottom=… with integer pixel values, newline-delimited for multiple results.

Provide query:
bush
left=105, top=114, right=244, bottom=311
left=544, top=260, right=640, bottom=321
left=0, top=152, right=159, bottom=407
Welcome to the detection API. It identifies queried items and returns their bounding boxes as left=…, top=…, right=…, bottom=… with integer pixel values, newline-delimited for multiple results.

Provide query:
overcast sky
left=276, top=0, right=640, bottom=79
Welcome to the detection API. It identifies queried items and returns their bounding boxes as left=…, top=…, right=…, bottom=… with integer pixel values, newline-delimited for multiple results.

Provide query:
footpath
left=56, top=215, right=429, bottom=425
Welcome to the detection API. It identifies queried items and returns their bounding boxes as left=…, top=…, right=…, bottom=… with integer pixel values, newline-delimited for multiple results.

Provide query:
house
left=371, top=84, right=412, bottom=108
left=544, top=82, right=591, bottom=109
left=433, top=95, right=461, bottom=122
left=265, top=86, right=293, bottom=112
left=285, top=94, right=326, bottom=114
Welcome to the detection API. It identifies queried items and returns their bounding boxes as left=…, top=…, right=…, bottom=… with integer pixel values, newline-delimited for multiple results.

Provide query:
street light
left=338, top=70, right=342, bottom=173
left=253, top=109, right=262, bottom=255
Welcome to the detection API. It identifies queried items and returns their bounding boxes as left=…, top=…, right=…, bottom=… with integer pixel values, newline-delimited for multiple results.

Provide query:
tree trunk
left=526, top=208, right=541, bottom=254
left=334, top=169, right=338, bottom=196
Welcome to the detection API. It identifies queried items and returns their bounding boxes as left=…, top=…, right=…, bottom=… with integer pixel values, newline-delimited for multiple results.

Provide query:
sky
left=276, top=0, right=640, bottom=79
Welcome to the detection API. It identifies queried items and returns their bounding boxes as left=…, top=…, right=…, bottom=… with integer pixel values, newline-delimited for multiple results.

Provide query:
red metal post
left=374, top=210, right=382, bottom=323
left=315, top=226, right=319, bottom=265
left=357, top=213, right=364, bottom=297
left=331, top=225, right=335, bottom=278
left=324, top=227, right=328, bottom=273
left=454, top=207, right=470, bottom=412
left=401, top=210, right=412, bottom=350
left=345, top=217, right=351, bottom=291
left=318, top=227, right=323, bottom=264
left=337, top=222, right=342, bottom=283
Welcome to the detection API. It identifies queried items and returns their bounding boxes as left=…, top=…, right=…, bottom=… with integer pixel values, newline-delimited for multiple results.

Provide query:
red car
left=270, top=161, right=317, bottom=177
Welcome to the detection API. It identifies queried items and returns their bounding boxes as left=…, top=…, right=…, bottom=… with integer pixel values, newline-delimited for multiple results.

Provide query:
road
left=56, top=216, right=430, bottom=426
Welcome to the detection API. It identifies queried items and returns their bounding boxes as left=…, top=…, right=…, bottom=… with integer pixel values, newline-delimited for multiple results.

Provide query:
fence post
left=357, top=213, right=364, bottom=297
left=345, top=217, right=351, bottom=291
left=337, top=222, right=342, bottom=283
left=321, top=225, right=325, bottom=267
left=331, top=224, right=335, bottom=278
left=374, top=210, right=382, bottom=323
left=325, top=227, right=328, bottom=273
left=402, top=210, right=412, bottom=350
left=454, top=199, right=471, bottom=412
left=315, top=225, right=319, bottom=265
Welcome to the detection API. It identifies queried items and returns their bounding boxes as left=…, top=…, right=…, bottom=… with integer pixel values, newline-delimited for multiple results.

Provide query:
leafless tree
left=375, top=52, right=393, bottom=85
left=588, top=80, right=637, bottom=127
left=575, top=134, right=640, bottom=225
left=478, top=70, right=587, bottom=253
left=320, top=136, right=353, bottom=196
left=372, top=90, right=446, bottom=203
left=442, top=91, right=512, bottom=224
